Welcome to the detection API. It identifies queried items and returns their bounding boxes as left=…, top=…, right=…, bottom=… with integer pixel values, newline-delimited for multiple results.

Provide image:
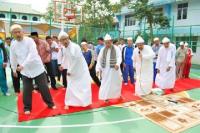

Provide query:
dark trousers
left=57, top=70, right=61, bottom=81
left=21, top=72, right=54, bottom=112
left=90, top=62, right=101, bottom=87
left=44, top=62, right=56, bottom=88
left=61, top=69, right=67, bottom=88
left=120, top=63, right=124, bottom=74
left=51, top=60, right=58, bottom=76
left=11, top=69, right=21, bottom=93
left=153, top=62, right=157, bottom=82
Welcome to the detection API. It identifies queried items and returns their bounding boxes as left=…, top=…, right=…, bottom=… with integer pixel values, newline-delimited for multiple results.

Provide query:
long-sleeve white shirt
left=57, top=45, right=68, bottom=69
left=10, top=37, right=45, bottom=78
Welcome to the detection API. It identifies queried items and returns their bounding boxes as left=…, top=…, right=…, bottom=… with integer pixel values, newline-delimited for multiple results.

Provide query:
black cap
left=98, top=37, right=104, bottom=41
left=30, top=32, right=38, bottom=37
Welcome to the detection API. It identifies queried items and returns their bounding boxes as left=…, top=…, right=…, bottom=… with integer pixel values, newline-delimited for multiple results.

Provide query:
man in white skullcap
left=155, top=37, right=176, bottom=93
left=122, top=37, right=135, bottom=85
left=96, top=34, right=122, bottom=102
left=182, top=42, right=193, bottom=78
left=132, top=36, right=155, bottom=96
left=10, top=24, right=56, bottom=115
left=58, top=31, right=92, bottom=109
left=176, top=41, right=187, bottom=79
left=152, top=37, right=162, bottom=82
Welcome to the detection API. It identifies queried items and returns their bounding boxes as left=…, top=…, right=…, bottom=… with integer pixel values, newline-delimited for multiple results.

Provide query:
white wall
left=171, top=0, right=200, bottom=64
left=192, top=37, right=200, bottom=65
left=172, top=0, right=200, bottom=26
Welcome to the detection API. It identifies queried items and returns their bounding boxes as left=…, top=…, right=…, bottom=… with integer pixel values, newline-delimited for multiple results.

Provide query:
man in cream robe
left=155, top=37, right=176, bottom=92
left=58, top=31, right=92, bottom=109
left=96, top=34, right=122, bottom=102
left=132, top=36, right=155, bottom=96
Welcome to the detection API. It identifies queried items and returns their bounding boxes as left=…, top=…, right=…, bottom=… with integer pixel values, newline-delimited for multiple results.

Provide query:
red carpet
left=17, top=78, right=200, bottom=122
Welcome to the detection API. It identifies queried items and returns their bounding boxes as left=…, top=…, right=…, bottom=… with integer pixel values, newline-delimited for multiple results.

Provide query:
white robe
left=63, top=41, right=92, bottom=107
left=132, top=45, right=155, bottom=96
left=96, top=45, right=122, bottom=100
left=155, top=44, right=176, bottom=89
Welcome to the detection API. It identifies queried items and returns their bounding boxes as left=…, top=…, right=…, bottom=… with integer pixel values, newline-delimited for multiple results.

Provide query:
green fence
left=77, top=25, right=200, bottom=53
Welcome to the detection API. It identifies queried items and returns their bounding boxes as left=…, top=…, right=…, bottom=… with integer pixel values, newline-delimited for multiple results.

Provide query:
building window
left=22, top=16, right=27, bottom=20
left=11, top=15, right=17, bottom=19
left=177, top=3, right=188, bottom=20
left=125, top=15, right=135, bottom=26
left=32, top=17, right=38, bottom=21
left=0, top=14, right=5, bottom=18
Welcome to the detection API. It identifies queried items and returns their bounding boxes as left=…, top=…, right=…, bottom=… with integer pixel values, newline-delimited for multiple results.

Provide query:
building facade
left=115, top=0, right=200, bottom=65
left=0, top=2, right=42, bottom=22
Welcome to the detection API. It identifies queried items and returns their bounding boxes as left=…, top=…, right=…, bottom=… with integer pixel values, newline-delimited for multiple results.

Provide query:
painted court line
left=0, top=117, right=144, bottom=128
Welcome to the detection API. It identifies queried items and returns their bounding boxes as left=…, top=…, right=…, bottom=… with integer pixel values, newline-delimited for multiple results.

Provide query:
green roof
left=0, top=2, right=42, bottom=15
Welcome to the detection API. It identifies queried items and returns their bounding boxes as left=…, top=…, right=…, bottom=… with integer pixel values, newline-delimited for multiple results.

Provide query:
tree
left=44, top=2, right=54, bottom=22
left=82, top=0, right=120, bottom=28
left=129, top=0, right=169, bottom=42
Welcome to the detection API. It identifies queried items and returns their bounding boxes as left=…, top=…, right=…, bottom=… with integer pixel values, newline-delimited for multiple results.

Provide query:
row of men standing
left=0, top=24, right=193, bottom=115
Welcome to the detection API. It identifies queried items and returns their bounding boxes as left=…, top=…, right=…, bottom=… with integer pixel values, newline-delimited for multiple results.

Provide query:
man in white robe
left=155, top=37, right=176, bottom=93
left=96, top=34, right=122, bottom=102
left=58, top=31, right=92, bottom=109
left=132, top=36, right=155, bottom=96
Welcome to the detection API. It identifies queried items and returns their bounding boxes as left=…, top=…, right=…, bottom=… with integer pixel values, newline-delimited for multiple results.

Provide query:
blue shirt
left=95, top=44, right=104, bottom=56
left=124, top=46, right=134, bottom=65
left=83, top=50, right=92, bottom=66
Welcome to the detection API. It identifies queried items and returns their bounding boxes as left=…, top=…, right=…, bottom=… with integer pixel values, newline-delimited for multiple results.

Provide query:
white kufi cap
left=162, top=37, right=170, bottom=43
left=104, top=34, right=112, bottom=41
left=135, top=36, right=144, bottom=44
left=58, top=30, right=69, bottom=40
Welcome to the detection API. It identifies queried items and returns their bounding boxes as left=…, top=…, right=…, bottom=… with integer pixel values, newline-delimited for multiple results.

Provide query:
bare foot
left=52, top=105, right=57, bottom=110
left=64, top=105, right=69, bottom=110
left=120, top=96, right=125, bottom=100
left=33, top=90, right=38, bottom=93
left=24, top=111, right=31, bottom=115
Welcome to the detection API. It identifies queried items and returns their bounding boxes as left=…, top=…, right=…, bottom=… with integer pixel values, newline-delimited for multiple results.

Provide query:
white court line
left=0, top=117, right=144, bottom=128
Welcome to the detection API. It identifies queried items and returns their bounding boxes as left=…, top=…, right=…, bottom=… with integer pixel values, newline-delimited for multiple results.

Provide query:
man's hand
left=13, top=72, right=18, bottom=78
left=96, top=70, right=102, bottom=77
left=123, top=63, right=126, bottom=68
left=157, top=69, right=160, bottom=74
left=16, top=66, right=23, bottom=72
left=59, top=66, right=63, bottom=71
left=166, top=67, right=171, bottom=72
left=3, top=63, right=7, bottom=68
left=96, top=71, right=100, bottom=77
left=114, top=65, right=119, bottom=70
left=89, top=64, right=93, bottom=70
left=67, top=73, right=71, bottom=76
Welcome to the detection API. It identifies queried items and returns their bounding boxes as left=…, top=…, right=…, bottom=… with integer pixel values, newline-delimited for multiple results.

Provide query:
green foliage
left=82, top=0, right=119, bottom=28
left=44, top=2, right=54, bottom=21
left=129, top=0, right=169, bottom=41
